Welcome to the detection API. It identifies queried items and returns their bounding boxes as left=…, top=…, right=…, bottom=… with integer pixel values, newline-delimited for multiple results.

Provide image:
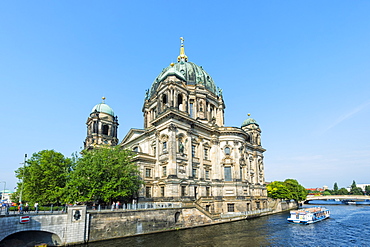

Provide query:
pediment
left=120, top=128, right=145, bottom=144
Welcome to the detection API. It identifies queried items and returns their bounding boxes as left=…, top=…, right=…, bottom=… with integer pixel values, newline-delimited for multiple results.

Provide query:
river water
left=81, top=205, right=370, bottom=247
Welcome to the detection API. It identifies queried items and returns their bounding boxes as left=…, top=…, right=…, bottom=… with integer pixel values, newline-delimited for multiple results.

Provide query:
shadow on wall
left=0, top=230, right=61, bottom=247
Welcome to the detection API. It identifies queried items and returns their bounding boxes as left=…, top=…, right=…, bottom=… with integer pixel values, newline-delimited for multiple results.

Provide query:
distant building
left=84, top=38, right=268, bottom=214
left=306, top=188, right=326, bottom=195
left=0, top=189, right=13, bottom=203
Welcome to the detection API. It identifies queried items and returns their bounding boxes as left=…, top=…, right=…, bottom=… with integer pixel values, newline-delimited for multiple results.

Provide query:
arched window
left=162, top=94, right=167, bottom=104
left=177, top=94, right=183, bottom=110
left=162, top=94, right=168, bottom=112
left=102, top=125, right=109, bottom=135
left=93, top=122, right=98, bottom=133
left=246, top=133, right=251, bottom=143
left=224, top=147, right=231, bottom=155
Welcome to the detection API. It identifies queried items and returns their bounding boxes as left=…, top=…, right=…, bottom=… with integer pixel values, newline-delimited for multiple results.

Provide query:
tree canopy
left=267, top=179, right=307, bottom=201
left=13, top=147, right=142, bottom=205
left=365, top=185, right=370, bottom=195
left=13, top=150, right=72, bottom=204
left=266, top=181, right=291, bottom=199
left=337, top=187, right=349, bottom=195
left=333, top=182, right=338, bottom=193
left=66, top=146, right=142, bottom=204
left=349, top=180, right=364, bottom=195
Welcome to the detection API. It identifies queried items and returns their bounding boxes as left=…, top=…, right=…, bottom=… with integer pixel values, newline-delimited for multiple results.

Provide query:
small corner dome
left=91, top=103, right=115, bottom=116
left=242, top=118, right=259, bottom=127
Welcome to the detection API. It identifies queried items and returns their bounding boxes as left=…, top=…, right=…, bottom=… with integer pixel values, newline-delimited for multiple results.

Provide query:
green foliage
left=365, top=185, right=370, bottom=195
left=66, top=146, right=142, bottom=204
left=267, top=179, right=307, bottom=201
left=13, top=150, right=73, bottom=204
left=337, top=187, right=349, bottom=195
left=283, top=179, right=308, bottom=202
left=350, top=187, right=364, bottom=195
left=350, top=180, right=363, bottom=195
left=267, top=181, right=291, bottom=199
left=323, top=190, right=331, bottom=196
left=333, top=182, right=338, bottom=193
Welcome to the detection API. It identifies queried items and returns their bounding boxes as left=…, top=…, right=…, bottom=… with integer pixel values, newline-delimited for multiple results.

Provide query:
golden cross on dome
left=178, top=37, right=188, bottom=62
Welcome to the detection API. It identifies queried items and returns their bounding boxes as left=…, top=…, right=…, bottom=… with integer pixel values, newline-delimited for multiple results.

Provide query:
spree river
left=80, top=205, right=370, bottom=247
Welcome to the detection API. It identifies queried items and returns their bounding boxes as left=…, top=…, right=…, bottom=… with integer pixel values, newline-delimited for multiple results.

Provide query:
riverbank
left=0, top=199, right=298, bottom=246
left=85, top=199, right=297, bottom=245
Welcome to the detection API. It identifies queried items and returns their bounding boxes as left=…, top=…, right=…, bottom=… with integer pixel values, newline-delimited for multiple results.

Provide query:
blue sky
left=1, top=1, right=370, bottom=192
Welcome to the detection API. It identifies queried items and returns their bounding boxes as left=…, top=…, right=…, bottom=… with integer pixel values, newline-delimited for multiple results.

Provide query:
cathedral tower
left=84, top=97, right=119, bottom=149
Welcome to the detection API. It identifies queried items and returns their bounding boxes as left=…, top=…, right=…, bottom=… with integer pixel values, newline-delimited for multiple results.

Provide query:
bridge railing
left=0, top=205, right=66, bottom=216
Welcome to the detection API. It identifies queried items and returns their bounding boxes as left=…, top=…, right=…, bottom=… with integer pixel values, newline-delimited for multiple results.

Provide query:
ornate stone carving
left=168, top=123, right=177, bottom=131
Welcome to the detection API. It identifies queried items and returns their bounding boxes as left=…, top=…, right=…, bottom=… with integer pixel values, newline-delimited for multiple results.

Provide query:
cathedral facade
left=85, top=38, right=267, bottom=214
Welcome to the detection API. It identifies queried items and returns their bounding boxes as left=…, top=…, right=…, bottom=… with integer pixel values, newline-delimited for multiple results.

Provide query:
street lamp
left=19, top=154, right=27, bottom=203
left=0, top=181, right=5, bottom=201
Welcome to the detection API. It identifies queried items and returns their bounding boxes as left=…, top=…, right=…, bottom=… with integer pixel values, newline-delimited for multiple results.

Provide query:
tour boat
left=287, top=207, right=330, bottom=225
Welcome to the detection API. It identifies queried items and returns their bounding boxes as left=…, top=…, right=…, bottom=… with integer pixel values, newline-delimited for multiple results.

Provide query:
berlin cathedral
left=84, top=38, right=267, bottom=214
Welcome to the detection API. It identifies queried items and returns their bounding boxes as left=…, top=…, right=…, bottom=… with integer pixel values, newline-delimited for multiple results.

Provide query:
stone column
left=168, top=124, right=177, bottom=177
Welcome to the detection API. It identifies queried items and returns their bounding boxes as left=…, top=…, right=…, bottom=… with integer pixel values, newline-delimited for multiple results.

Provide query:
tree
left=13, top=150, right=73, bottom=204
left=333, top=182, right=339, bottom=194
left=350, top=180, right=363, bottom=195
left=351, top=187, right=364, bottom=195
left=323, top=190, right=331, bottom=196
left=267, top=179, right=307, bottom=201
left=283, top=179, right=308, bottom=202
left=365, top=185, right=370, bottom=196
left=67, top=146, right=142, bottom=204
left=337, top=187, right=349, bottom=195
left=267, top=181, right=291, bottom=199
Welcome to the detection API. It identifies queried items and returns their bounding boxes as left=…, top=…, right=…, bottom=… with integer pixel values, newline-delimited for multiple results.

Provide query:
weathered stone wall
left=270, top=199, right=298, bottom=212
left=180, top=208, right=213, bottom=227
left=88, top=206, right=212, bottom=242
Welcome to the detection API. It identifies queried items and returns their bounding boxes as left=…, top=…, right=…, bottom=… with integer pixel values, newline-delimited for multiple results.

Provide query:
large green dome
left=91, top=102, right=114, bottom=116
left=148, top=61, right=217, bottom=98
left=147, top=38, right=218, bottom=99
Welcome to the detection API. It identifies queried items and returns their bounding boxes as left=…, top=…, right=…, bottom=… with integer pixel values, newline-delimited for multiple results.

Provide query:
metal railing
left=89, top=202, right=183, bottom=212
left=220, top=208, right=272, bottom=218
left=0, top=205, right=66, bottom=216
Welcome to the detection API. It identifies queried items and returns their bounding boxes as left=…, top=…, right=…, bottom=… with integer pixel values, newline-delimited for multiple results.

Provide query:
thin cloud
left=321, top=99, right=370, bottom=134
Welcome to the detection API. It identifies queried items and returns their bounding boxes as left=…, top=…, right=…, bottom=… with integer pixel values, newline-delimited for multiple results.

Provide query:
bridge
left=305, top=195, right=370, bottom=204
left=0, top=206, right=87, bottom=246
